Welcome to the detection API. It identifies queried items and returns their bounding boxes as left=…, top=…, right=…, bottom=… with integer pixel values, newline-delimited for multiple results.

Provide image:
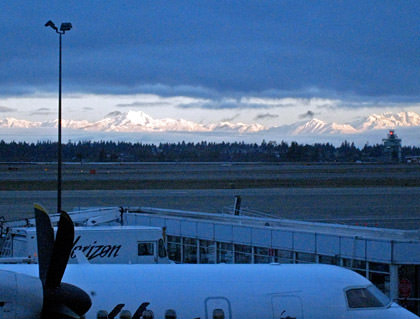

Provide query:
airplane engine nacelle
left=0, top=270, right=43, bottom=319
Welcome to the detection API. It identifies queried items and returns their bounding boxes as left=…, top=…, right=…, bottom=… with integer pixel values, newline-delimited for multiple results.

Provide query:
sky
left=1, top=1, right=420, bottom=137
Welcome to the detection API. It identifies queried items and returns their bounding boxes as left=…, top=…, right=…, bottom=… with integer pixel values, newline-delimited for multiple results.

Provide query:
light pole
left=45, top=20, right=72, bottom=213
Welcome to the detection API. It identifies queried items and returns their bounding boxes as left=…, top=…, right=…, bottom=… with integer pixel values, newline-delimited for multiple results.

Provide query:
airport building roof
left=125, top=206, right=420, bottom=265
left=2, top=206, right=419, bottom=265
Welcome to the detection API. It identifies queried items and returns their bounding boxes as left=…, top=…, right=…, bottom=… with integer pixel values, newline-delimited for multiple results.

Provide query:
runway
left=2, top=187, right=420, bottom=229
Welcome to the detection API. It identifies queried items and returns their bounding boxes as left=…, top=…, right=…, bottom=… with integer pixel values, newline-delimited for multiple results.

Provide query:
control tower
left=382, top=130, right=401, bottom=162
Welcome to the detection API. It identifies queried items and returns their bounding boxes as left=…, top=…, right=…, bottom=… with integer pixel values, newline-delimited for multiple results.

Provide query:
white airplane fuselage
left=0, top=263, right=418, bottom=319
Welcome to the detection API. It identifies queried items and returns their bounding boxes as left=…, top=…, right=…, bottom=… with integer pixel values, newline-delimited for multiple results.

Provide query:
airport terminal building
left=1, top=206, right=420, bottom=315
left=125, top=207, right=420, bottom=315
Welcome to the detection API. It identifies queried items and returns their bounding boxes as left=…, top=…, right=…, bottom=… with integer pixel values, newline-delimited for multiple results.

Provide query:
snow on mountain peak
left=1, top=111, right=420, bottom=138
left=0, top=118, right=41, bottom=128
left=293, top=118, right=358, bottom=135
left=358, top=111, right=420, bottom=131
left=209, top=121, right=265, bottom=133
left=0, top=110, right=265, bottom=134
left=124, top=110, right=153, bottom=125
left=293, top=111, right=420, bottom=135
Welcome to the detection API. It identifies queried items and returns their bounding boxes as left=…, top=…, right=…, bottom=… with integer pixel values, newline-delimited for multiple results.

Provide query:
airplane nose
left=406, top=311, right=420, bottom=319
left=402, top=312, right=420, bottom=319
left=390, top=305, right=419, bottom=319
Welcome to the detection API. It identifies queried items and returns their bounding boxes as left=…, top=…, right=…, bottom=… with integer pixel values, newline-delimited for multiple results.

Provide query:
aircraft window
left=97, top=310, right=109, bottom=318
left=159, top=239, right=167, bottom=257
left=119, top=309, right=132, bottom=319
left=143, top=309, right=154, bottom=319
left=213, top=308, right=225, bottom=319
left=138, top=242, right=154, bottom=256
left=346, top=286, right=390, bottom=309
left=165, top=309, right=177, bottom=319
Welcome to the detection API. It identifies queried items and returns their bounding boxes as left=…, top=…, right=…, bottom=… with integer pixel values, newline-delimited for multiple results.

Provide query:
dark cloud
left=179, top=99, right=241, bottom=109
left=221, top=114, right=240, bottom=122
left=105, top=111, right=122, bottom=118
left=321, top=97, right=420, bottom=110
left=0, top=106, right=17, bottom=113
left=254, top=113, right=279, bottom=120
left=299, top=111, right=316, bottom=119
left=31, top=108, right=54, bottom=116
left=179, top=99, right=285, bottom=109
left=116, top=101, right=171, bottom=108
left=31, top=111, right=55, bottom=115
left=1, top=1, right=420, bottom=105
left=127, top=85, right=219, bottom=100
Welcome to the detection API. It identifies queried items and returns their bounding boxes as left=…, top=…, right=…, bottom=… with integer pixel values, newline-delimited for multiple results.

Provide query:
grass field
left=1, top=162, right=420, bottom=190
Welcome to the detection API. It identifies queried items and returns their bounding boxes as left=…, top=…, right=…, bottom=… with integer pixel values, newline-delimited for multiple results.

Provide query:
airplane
left=0, top=204, right=418, bottom=319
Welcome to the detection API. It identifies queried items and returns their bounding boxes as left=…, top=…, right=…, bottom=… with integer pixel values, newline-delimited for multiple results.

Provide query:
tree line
left=0, top=140, right=419, bottom=162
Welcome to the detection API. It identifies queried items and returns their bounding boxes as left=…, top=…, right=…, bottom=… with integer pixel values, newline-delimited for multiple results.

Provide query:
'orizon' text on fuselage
left=71, top=236, right=121, bottom=260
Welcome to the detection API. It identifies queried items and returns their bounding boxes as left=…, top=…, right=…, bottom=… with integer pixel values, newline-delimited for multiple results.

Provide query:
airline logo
left=71, top=236, right=121, bottom=260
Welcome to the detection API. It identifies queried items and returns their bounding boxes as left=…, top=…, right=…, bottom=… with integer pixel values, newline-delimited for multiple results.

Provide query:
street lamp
left=45, top=20, right=72, bottom=213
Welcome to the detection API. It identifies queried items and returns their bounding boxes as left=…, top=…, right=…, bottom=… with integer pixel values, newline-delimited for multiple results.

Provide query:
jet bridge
left=123, top=206, right=420, bottom=315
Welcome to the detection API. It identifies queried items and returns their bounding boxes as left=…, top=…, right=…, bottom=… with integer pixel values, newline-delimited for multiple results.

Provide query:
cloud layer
left=1, top=1, right=420, bottom=106
left=0, top=106, right=17, bottom=113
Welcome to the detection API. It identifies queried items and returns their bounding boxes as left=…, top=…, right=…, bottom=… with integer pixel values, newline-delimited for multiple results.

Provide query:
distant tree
left=0, top=139, right=419, bottom=163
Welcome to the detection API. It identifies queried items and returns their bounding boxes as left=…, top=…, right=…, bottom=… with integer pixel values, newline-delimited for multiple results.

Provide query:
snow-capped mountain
left=357, top=111, right=420, bottom=131
left=209, top=121, right=265, bottom=133
left=0, top=118, right=41, bottom=128
left=0, top=110, right=263, bottom=134
left=291, top=111, right=420, bottom=135
left=38, top=119, right=92, bottom=129
left=81, top=111, right=209, bottom=132
left=1, top=111, right=420, bottom=138
left=292, top=119, right=358, bottom=135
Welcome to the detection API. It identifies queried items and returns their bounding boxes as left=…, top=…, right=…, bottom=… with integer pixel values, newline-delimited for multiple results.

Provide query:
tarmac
left=1, top=162, right=419, bottom=229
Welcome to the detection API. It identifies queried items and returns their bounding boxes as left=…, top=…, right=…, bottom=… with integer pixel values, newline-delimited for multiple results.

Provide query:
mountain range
left=1, top=111, right=420, bottom=146
left=2, top=110, right=420, bottom=135
left=290, top=112, right=420, bottom=135
left=0, top=110, right=266, bottom=134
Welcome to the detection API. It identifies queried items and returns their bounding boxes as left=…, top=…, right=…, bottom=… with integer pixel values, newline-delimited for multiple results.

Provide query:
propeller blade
left=132, top=302, right=150, bottom=319
left=45, top=211, right=75, bottom=288
left=34, top=205, right=92, bottom=319
left=43, top=283, right=92, bottom=319
left=34, top=203, right=54, bottom=286
left=108, top=303, right=125, bottom=319
left=47, top=303, right=81, bottom=319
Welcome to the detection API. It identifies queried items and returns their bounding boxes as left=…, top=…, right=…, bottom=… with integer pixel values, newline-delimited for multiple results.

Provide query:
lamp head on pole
left=60, top=22, right=72, bottom=33
left=45, top=20, right=72, bottom=34
left=45, top=20, right=58, bottom=32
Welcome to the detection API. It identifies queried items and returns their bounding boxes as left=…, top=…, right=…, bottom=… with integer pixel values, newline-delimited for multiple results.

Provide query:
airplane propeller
left=132, top=302, right=150, bottom=319
left=34, top=204, right=92, bottom=319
